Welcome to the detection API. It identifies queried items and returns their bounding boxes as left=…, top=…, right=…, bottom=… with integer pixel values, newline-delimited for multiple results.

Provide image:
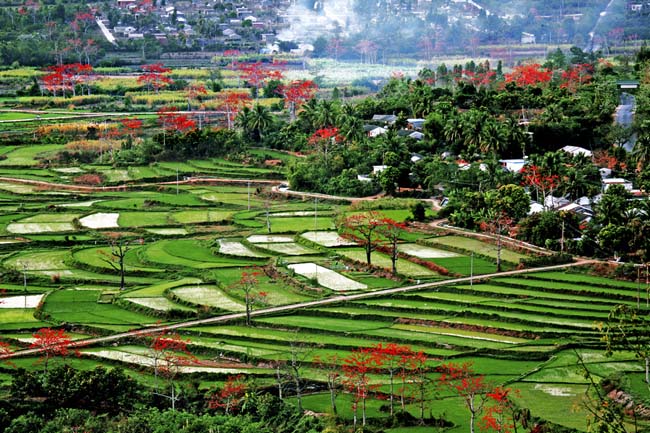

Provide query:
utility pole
left=470, top=252, right=474, bottom=288
left=23, top=264, right=27, bottom=309
left=247, top=181, right=251, bottom=211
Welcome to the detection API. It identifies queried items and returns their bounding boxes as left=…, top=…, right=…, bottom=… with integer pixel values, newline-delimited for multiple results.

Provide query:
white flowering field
left=288, top=262, right=367, bottom=291
left=78, top=212, right=120, bottom=229
left=300, top=231, right=356, bottom=247
left=398, top=243, right=460, bottom=258
left=247, top=234, right=294, bottom=243
left=0, top=294, right=44, bottom=309
left=257, top=242, right=318, bottom=256
left=218, top=239, right=266, bottom=258
left=172, top=285, right=245, bottom=311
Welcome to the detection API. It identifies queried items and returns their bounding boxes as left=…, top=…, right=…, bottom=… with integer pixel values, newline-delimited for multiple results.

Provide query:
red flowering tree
left=0, top=341, right=14, bottom=368
left=560, top=63, right=593, bottom=93
left=232, top=269, right=267, bottom=326
left=119, top=117, right=143, bottom=141
left=234, top=61, right=283, bottom=98
left=278, top=80, right=317, bottom=121
left=341, top=211, right=383, bottom=266
left=343, top=348, right=380, bottom=428
left=157, top=106, right=196, bottom=133
left=479, top=387, right=522, bottom=433
left=371, top=342, right=412, bottom=415
left=150, top=332, right=196, bottom=410
left=520, top=164, right=560, bottom=207
left=504, top=64, right=552, bottom=87
left=377, top=218, right=407, bottom=275
left=308, top=127, right=341, bottom=160
left=208, top=374, right=248, bottom=414
left=138, top=63, right=173, bottom=93
left=219, top=91, right=252, bottom=129
left=42, top=63, right=94, bottom=97
left=30, top=328, right=78, bottom=372
left=461, top=69, right=497, bottom=90
left=437, top=362, right=490, bottom=433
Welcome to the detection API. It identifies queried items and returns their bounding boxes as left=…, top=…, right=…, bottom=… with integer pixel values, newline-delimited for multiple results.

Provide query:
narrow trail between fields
left=0, top=258, right=597, bottom=361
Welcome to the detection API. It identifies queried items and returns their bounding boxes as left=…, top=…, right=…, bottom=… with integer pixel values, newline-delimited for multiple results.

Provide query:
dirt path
left=0, top=258, right=597, bottom=361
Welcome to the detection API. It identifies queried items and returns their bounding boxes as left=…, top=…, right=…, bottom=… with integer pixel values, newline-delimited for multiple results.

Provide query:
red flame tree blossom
left=233, top=269, right=267, bottom=326
left=42, top=63, right=94, bottom=97
left=208, top=375, right=248, bottom=414
left=560, top=63, right=593, bottom=93
left=157, top=106, right=196, bottom=133
left=29, top=328, right=78, bottom=372
left=343, top=347, right=380, bottom=429
left=150, top=332, right=197, bottom=410
left=278, top=80, right=317, bottom=120
left=234, top=61, right=283, bottom=97
left=219, top=91, right=252, bottom=129
left=138, top=63, right=173, bottom=93
left=520, top=164, right=560, bottom=207
left=308, top=127, right=341, bottom=160
left=504, top=64, right=552, bottom=87
left=437, top=362, right=490, bottom=433
left=341, top=211, right=383, bottom=266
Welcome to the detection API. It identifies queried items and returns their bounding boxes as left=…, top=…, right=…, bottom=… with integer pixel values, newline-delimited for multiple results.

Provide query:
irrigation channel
left=0, top=258, right=597, bottom=361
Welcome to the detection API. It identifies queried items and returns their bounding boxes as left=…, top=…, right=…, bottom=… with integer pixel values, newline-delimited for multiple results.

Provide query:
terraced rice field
left=0, top=174, right=645, bottom=432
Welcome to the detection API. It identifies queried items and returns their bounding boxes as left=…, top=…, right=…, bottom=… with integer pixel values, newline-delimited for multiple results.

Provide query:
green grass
left=433, top=256, right=497, bottom=275
left=72, top=246, right=164, bottom=274
left=42, top=288, right=164, bottom=328
left=526, top=271, right=644, bottom=290
left=266, top=216, right=335, bottom=233
left=118, top=211, right=170, bottom=227
left=0, top=144, right=63, bottom=167
left=0, top=308, right=47, bottom=330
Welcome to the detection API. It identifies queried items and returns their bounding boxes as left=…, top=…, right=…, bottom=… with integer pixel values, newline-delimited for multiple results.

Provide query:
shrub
left=73, top=173, right=104, bottom=186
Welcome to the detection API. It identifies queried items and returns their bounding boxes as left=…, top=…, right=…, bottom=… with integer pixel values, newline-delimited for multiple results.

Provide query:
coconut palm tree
left=246, top=104, right=274, bottom=142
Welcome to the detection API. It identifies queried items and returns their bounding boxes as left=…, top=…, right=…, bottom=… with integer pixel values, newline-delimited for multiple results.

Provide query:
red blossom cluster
left=157, top=107, right=196, bottom=132
left=504, top=64, right=552, bottom=87
left=277, top=80, right=317, bottom=119
left=43, top=63, right=94, bottom=97
left=218, top=91, right=252, bottom=129
left=138, top=63, right=173, bottom=93
left=208, top=375, right=248, bottom=414
left=30, top=328, right=79, bottom=371
left=308, top=127, right=340, bottom=146
left=560, top=63, right=593, bottom=92
left=234, top=61, right=284, bottom=94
